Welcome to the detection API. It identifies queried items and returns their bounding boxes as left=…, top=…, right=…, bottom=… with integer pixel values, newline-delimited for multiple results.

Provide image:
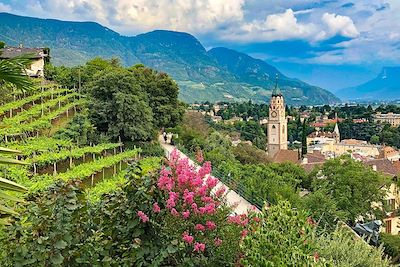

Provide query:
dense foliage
left=46, top=58, right=185, bottom=142
left=87, top=68, right=155, bottom=141
left=0, top=151, right=247, bottom=266
left=380, top=233, right=400, bottom=263
left=317, top=227, right=391, bottom=266
left=243, top=202, right=392, bottom=266
left=242, top=201, right=323, bottom=266
left=304, top=156, right=389, bottom=228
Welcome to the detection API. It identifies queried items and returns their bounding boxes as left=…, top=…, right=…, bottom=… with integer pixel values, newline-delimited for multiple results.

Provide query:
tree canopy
left=304, top=156, right=390, bottom=227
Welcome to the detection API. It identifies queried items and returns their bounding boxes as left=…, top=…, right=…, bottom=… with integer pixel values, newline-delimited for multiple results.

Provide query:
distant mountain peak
left=337, top=66, right=400, bottom=100
left=0, top=12, right=340, bottom=105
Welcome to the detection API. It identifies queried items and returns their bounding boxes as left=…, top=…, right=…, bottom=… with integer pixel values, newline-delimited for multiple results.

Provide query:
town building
left=353, top=118, right=369, bottom=124
left=0, top=46, right=49, bottom=77
left=373, top=112, right=400, bottom=127
left=259, top=118, right=268, bottom=125
left=310, top=114, right=344, bottom=128
left=365, top=158, right=400, bottom=234
left=307, top=124, right=340, bottom=146
left=302, top=149, right=327, bottom=172
left=378, top=146, right=400, bottom=162
left=267, top=78, right=299, bottom=163
left=310, top=139, right=380, bottom=158
left=267, top=79, right=288, bottom=159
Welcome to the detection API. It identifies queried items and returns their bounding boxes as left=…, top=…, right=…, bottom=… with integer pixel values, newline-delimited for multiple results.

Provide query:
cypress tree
left=301, top=119, right=307, bottom=156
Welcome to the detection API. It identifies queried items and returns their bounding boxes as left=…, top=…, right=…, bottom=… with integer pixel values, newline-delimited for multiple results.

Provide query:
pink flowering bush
left=146, top=149, right=247, bottom=266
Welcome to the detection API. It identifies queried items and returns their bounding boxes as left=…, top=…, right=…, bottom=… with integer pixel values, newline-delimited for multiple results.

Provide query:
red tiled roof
left=311, top=122, right=327, bottom=128
left=392, top=161, right=400, bottom=173
left=306, top=152, right=326, bottom=164
left=273, top=149, right=300, bottom=164
left=365, top=159, right=399, bottom=177
left=308, top=131, right=338, bottom=138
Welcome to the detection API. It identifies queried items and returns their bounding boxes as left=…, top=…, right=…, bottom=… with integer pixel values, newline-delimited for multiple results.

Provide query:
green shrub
left=317, top=227, right=392, bottom=267
left=241, top=201, right=325, bottom=266
left=380, top=233, right=400, bottom=263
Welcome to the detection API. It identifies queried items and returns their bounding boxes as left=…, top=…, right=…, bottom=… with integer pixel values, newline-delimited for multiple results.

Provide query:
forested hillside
left=0, top=12, right=340, bottom=105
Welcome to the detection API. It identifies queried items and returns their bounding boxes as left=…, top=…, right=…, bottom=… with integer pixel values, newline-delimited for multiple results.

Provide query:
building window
left=387, top=199, right=396, bottom=211
left=386, top=220, right=392, bottom=234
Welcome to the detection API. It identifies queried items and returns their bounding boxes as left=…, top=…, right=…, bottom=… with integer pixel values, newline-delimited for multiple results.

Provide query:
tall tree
left=87, top=69, right=154, bottom=141
left=305, top=156, right=389, bottom=227
left=301, top=119, right=307, bottom=156
left=129, top=64, right=184, bottom=128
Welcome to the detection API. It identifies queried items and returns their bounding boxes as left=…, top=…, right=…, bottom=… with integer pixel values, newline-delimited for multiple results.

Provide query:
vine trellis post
left=53, top=162, right=57, bottom=176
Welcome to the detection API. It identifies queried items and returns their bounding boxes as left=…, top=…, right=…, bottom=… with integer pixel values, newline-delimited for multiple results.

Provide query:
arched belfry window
left=272, top=125, right=276, bottom=129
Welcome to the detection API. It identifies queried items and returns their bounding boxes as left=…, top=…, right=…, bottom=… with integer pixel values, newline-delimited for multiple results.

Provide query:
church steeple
left=334, top=123, right=340, bottom=143
left=272, top=74, right=282, bottom=97
left=267, top=74, right=287, bottom=158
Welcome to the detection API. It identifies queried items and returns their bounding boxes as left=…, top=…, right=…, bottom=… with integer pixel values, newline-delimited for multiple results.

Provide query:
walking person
left=163, top=131, right=167, bottom=144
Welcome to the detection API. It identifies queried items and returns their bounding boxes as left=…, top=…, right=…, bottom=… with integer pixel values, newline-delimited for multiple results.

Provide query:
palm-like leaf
left=0, top=54, right=34, bottom=90
left=0, top=148, right=28, bottom=224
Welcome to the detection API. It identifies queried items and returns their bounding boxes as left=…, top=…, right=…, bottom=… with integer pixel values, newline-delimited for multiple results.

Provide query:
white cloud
left=111, top=0, right=245, bottom=33
left=220, top=9, right=359, bottom=42
left=221, top=9, right=317, bottom=41
left=6, top=0, right=245, bottom=34
left=0, top=2, right=11, bottom=12
left=317, top=13, right=359, bottom=40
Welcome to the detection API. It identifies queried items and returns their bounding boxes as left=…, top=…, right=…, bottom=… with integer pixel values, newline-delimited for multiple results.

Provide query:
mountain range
left=0, top=12, right=340, bottom=105
left=336, top=67, right=400, bottom=101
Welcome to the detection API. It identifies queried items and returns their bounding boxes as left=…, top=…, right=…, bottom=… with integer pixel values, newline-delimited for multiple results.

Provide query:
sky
left=0, top=0, right=399, bottom=91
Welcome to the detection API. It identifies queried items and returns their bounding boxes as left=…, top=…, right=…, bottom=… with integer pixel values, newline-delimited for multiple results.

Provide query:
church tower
left=267, top=76, right=287, bottom=158
left=334, top=123, right=340, bottom=144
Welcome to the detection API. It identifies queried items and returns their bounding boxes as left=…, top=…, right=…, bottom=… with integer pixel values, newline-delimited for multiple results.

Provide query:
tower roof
left=272, top=74, right=282, bottom=97
left=334, top=123, right=340, bottom=135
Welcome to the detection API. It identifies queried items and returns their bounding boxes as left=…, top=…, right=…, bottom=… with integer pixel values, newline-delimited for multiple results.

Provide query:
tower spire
left=272, top=73, right=282, bottom=96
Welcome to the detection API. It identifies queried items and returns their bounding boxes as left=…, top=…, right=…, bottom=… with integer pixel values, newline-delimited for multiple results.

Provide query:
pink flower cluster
left=194, top=242, right=206, bottom=252
left=228, top=214, right=249, bottom=226
left=182, top=232, right=194, bottom=244
left=137, top=211, right=149, bottom=223
left=156, top=149, right=227, bottom=253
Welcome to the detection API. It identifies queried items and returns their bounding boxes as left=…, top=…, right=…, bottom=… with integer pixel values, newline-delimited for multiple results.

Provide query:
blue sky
left=0, top=0, right=399, bottom=91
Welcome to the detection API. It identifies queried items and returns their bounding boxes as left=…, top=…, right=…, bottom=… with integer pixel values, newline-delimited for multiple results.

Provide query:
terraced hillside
left=0, top=83, right=160, bottom=199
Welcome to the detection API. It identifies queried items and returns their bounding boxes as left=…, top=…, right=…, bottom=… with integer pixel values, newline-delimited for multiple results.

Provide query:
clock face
left=271, top=111, right=277, bottom=118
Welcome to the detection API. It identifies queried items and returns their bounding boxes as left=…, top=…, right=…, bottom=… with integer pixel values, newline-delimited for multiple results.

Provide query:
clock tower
left=267, top=77, right=287, bottom=158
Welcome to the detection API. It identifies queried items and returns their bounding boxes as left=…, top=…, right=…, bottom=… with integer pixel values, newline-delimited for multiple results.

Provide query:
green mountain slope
left=208, top=47, right=339, bottom=104
left=0, top=12, right=340, bottom=105
left=337, top=67, right=400, bottom=100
